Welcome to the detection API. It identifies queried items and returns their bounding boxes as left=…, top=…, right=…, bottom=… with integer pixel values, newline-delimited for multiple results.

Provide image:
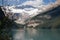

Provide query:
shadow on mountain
left=31, top=6, right=60, bottom=29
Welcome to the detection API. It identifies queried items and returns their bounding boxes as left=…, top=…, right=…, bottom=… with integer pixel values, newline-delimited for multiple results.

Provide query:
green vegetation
left=52, top=16, right=60, bottom=28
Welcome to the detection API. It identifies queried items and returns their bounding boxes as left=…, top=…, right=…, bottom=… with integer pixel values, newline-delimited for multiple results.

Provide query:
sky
left=43, top=0, right=56, bottom=5
left=0, top=0, right=56, bottom=6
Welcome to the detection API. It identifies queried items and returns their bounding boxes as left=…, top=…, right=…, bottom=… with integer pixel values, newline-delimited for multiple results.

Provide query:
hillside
left=26, top=6, right=60, bottom=29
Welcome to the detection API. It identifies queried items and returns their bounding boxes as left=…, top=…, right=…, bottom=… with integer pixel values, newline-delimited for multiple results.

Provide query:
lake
left=10, top=28, right=60, bottom=40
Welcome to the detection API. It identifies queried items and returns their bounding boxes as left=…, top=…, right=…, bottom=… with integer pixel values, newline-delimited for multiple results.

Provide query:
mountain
left=26, top=6, right=60, bottom=29
left=35, top=6, right=60, bottom=18
left=0, top=7, right=5, bottom=20
left=48, top=6, right=60, bottom=17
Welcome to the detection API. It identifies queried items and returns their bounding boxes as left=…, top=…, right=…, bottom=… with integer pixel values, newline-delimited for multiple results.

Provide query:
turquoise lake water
left=11, top=28, right=60, bottom=40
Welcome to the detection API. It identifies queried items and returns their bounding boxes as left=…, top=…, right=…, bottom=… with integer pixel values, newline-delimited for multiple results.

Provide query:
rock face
left=0, top=7, right=5, bottom=20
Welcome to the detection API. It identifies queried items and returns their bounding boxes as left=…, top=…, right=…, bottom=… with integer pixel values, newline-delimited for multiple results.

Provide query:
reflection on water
left=25, top=28, right=38, bottom=40
left=13, top=29, right=25, bottom=40
left=12, top=28, right=60, bottom=40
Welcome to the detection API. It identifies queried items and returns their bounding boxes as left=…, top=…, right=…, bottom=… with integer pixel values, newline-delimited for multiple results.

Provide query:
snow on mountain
left=2, top=0, right=60, bottom=24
